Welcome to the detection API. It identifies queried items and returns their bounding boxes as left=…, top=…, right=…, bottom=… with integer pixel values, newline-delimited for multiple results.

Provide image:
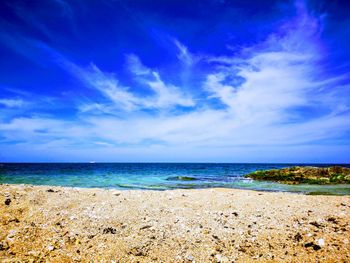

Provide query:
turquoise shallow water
left=0, top=163, right=350, bottom=195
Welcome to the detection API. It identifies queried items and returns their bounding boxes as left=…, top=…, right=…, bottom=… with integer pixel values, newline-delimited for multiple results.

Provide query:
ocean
left=1, top=163, right=349, bottom=195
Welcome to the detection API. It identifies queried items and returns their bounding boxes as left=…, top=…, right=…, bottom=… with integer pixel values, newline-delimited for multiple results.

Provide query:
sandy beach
left=0, top=184, right=349, bottom=262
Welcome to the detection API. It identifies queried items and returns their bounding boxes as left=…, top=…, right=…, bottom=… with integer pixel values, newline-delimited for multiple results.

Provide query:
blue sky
left=0, top=0, right=350, bottom=163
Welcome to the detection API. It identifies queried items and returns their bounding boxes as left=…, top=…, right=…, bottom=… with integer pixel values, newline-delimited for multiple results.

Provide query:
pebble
left=47, top=245, right=55, bottom=251
left=317, top=238, right=325, bottom=247
left=186, top=254, right=194, bottom=261
left=215, top=254, right=222, bottom=262
left=0, top=242, right=9, bottom=251
left=102, top=227, right=116, bottom=234
left=7, top=230, right=16, bottom=238
left=294, top=233, right=302, bottom=242
left=4, top=198, right=11, bottom=205
left=140, top=225, right=152, bottom=230
left=215, top=254, right=229, bottom=263
left=304, top=242, right=321, bottom=251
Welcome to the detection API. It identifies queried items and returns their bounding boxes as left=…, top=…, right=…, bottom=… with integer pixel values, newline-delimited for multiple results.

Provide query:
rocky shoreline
left=1, top=184, right=349, bottom=262
left=245, top=166, right=350, bottom=185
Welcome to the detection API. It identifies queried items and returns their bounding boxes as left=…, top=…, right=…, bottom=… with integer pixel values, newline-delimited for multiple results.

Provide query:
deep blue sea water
left=1, top=163, right=350, bottom=195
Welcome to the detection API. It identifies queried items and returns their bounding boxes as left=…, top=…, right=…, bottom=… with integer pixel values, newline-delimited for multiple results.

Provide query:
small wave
left=115, top=184, right=167, bottom=190
left=166, top=176, right=198, bottom=181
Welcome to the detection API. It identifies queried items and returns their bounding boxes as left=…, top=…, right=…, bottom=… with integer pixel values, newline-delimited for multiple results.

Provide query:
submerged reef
left=245, top=166, right=350, bottom=185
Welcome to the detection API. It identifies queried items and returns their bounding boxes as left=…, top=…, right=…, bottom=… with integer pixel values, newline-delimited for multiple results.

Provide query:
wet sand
left=1, top=184, right=349, bottom=262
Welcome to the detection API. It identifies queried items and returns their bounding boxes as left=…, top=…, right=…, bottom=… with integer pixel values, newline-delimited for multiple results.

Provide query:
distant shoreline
left=1, top=182, right=350, bottom=196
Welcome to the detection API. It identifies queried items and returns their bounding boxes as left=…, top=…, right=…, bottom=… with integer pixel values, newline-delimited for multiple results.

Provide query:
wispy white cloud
left=204, top=5, right=332, bottom=128
left=74, top=56, right=195, bottom=111
left=83, top=63, right=142, bottom=111
left=126, top=54, right=152, bottom=76
left=173, top=38, right=193, bottom=66
left=145, top=71, right=195, bottom=108
left=0, top=98, right=24, bottom=108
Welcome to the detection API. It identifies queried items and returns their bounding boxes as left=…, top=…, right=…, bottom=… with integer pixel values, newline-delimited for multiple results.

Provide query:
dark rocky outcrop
left=245, top=166, right=350, bottom=184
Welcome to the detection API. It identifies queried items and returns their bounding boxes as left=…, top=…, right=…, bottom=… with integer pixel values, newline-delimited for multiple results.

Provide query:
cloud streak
left=0, top=98, right=24, bottom=108
left=73, top=56, right=195, bottom=111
